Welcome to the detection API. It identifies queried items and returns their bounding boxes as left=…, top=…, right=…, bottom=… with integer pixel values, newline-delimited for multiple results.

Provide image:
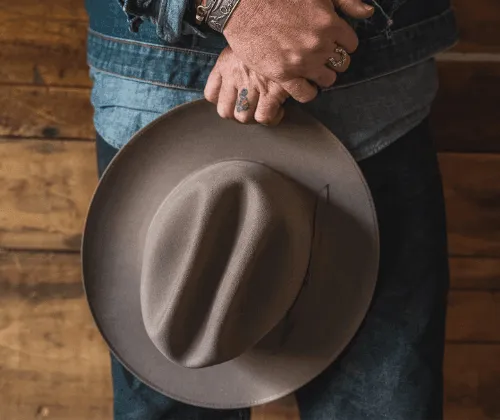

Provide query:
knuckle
left=328, top=71, right=338, bottom=85
left=308, top=35, right=323, bottom=52
left=235, top=112, right=253, bottom=124
left=342, top=29, right=360, bottom=52
left=340, top=57, right=351, bottom=72
left=317, top=72, right=337, bottom=88
left=289, top=53, right=304, bottom=67
left=282, top=79, right=317, bottom=103
left=297, top=90, right=317, bottom=103
left=279, top=91, right=290, bottom=103
left=350, top=36, right=359, bottom=52
left=316, top=12, right=334, bottom=30
left=218, top=108, right=233, bottom=119
left=255, top=112, right=273, bottom=125
left=269, top=87, right=289, bottom=104
left=204, top=90, right=217, bottom=103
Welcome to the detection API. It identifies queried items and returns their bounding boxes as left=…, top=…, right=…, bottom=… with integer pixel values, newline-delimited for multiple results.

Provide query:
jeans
left=96, top=118, right=449, bottom=420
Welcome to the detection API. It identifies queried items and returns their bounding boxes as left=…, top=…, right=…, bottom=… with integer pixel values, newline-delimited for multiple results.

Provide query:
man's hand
left=223, top=0, right=373, bottom=103
left=205, top=47, right=289, bottom=125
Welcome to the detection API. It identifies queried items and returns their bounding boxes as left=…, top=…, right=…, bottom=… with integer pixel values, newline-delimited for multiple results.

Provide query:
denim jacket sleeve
left=118, top=0, right=206, bottom=44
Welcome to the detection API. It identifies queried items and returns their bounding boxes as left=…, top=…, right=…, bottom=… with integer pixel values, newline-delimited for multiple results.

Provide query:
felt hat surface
left=82, top=100, right=379, bottom=409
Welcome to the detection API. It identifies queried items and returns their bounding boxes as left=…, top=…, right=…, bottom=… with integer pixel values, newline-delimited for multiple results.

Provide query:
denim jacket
left=86, top=0, right=458, bottom=91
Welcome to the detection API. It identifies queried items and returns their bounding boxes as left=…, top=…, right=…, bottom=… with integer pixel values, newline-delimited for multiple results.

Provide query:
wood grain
left=0, top=140, right=97, bottom=251
left=452, top=0, right=500, bottom=53
left=0, top=251, right=82, bottom=301
left=0, top=0, right=89, bottom=87
left=0, top=251, right=112, bottom=420
left=433, top=61, right=500, bottom=154
left=447, top=291, right=500, bottom=342
left=440, top=153, right=500, bottom=258
left=2, top=0, right=87, bottom=20
left=450, top=257, right=500, bottom=290
left=0, top=18, right=90, bottom=87
left=0, top=86, right=93, bottom=139
left=444, top=344, right=500, bottom=420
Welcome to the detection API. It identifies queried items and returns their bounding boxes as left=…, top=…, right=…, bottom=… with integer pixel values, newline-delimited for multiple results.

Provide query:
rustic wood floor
left=0, top=0, right=499, bottom=419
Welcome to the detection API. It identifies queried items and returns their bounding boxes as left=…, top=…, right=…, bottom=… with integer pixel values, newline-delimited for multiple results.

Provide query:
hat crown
left=141, top=160, right=314, bottom=368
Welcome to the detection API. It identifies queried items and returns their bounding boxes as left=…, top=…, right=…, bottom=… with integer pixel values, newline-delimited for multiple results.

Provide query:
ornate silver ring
left=326, top=47, right=348, bottom=69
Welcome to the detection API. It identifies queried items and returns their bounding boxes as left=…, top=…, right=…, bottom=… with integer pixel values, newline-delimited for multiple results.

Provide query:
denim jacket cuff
left=157, top=0, right=207, bottom=42
left=118, top=0, right=207, bottom=44
left=118, top=0, right=156, bottom=32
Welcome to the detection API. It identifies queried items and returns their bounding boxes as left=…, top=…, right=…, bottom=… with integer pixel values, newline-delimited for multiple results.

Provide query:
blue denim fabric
left=90, top=58, right=438, bottom=161
left=117, top=0, right=206, bottom=43
left=86, top=0, right=458, bottom=90
left=117, top=0, right=156, bottom=33
left=96, top=118, right=449, bottom=420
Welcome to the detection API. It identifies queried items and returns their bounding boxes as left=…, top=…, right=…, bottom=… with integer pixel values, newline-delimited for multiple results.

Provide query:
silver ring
left=326, top=47, right=348, bottom=69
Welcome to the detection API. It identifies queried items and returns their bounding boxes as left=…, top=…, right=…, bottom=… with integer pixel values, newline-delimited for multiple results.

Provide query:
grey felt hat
left=82, top=99, right=379, bottom=409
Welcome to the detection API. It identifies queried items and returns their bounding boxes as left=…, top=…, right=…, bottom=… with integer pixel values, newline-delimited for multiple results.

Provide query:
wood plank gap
left=0, top=84, right=91, bottom=92
left=449, top=287, right=500, bottom=292
left=445, top=340, right=500, bottom=345
left=448, top=253, right=500, bottom=258
left=1, top=15, right=87, bottom=23
left=436, top=150, right=498, bottom=156
left=0, top=81, right=91, bottom=89
left=440, top=151, right=500, bottom=158
left=0, top=248, right=82, bottom=255
left=0, top=136, right=95, bottom=143
left=437, top=52, right=500, bottom=62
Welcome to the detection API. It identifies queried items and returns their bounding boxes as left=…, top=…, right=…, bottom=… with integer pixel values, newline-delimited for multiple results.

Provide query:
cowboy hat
left=82, top=99, right=379, bottom=409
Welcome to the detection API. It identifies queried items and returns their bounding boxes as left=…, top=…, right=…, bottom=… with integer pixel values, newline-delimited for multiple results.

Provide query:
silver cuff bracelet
left=196, top=0, right=241, bottom=33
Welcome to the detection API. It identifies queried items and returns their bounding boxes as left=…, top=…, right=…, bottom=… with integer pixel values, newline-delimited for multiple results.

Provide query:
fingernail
left=363, top=4, right=374, bottom=12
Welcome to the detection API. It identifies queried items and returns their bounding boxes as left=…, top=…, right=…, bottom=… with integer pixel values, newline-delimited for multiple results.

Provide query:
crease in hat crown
left=140, top=160, right=316, bottom=368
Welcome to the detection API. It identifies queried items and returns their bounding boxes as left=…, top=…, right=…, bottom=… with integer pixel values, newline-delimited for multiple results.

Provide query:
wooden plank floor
left=0, top=1, right=499, bottom=419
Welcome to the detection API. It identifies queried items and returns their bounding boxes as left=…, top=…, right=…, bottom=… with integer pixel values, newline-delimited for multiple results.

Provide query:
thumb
left=333, top=0, right=374, bottom=19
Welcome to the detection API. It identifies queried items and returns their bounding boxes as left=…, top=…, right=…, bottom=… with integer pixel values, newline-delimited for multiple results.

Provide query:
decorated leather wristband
left=196, top=0, right=241, bottom=33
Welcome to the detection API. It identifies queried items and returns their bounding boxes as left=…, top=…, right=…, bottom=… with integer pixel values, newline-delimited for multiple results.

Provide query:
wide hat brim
left=82, top=99, right=379, bottom=409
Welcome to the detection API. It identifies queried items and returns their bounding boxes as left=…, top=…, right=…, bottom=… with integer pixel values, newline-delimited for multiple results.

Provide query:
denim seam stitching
left=88, top=28, right=219, bottom=57
left=88, top=64, right=205, bottom=91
